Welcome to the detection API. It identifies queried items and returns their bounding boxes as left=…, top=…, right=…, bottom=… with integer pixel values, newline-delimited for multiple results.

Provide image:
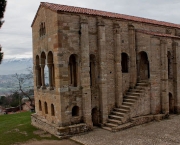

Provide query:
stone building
left=31, top=2, right=180, bottom=137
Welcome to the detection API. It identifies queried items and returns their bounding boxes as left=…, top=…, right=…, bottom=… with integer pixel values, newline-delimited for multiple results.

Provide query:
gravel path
left=71, top=115, right=180, bottom=145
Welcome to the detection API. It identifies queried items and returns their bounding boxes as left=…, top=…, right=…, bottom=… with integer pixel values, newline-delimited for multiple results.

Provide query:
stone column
left=172, top=42, right=180, bottom=113
left=160, top=39, right=169, bottom=114
left=40, top=64, right=46, bottom=89
left=97, top=18, right=108, bottom=124
left=114, top=23, right=123, bottom=107
left=128, top=24, right=137, bottom=87
left=80, top=16, right=92, bottom=127
left=47, top=63, right=53, bottom=90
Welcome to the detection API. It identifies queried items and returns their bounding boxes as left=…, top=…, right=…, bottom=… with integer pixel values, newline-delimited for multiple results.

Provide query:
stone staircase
left=103, top=80, right=149, bottom=132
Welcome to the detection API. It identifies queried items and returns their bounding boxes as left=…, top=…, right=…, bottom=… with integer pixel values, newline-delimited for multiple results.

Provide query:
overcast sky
left=0, top=0, right=180, bottom=59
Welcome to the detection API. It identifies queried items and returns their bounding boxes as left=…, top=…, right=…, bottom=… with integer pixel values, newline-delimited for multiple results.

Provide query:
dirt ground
left=19, top=139, right=81, bottom=145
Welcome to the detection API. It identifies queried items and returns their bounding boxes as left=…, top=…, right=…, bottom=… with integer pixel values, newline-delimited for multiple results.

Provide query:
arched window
left=168, top=51, right=172, bottom=79
left=51, top=104, right=55, bottom=116
left=36, top=55, right=41, bottom=88
left=69, top=54, right=78, bottom=87
left=39, top=22, right=46, bottom=37
left=40, top=52, right=46, bottom=89
left=47, top=51, right=55, bottom=89
left=72, top=106, right=79, bottom=116
left=90, top=54, right=96, bottom=87
left=44, top=102, right=48, bottom=114
left=121, top=53, right=129, bottom=73
left=39, top=100, right=42, bottom=111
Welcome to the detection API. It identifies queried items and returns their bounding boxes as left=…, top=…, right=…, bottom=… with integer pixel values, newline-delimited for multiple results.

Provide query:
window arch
left=90, top=54, right=96, bottom=87
left=51, top=104, right=55, bottom=116
left=36, top=55, right=41, bottom=88
left=168, top=51, right=172, bottom=79
left=40, top=52, right=46, bottom=89
left=72, top=106, right=79, bottom=116
left=39, top=100, right=42, bottom=111
left=121, top=53, right=129, bottom=73
left=47, top=51, right=55, bottom=89
left=39, top=22, right=46, bottom=37
left=44, top=102, right=48, bottom=114
left=69, top=54, right=78, bottom=87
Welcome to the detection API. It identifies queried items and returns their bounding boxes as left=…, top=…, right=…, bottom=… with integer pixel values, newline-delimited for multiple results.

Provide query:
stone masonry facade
left=31, top=2, right=180, bottom=137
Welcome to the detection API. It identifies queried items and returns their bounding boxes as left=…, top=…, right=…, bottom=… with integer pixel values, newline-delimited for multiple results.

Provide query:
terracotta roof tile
left=32, top=2, right=180, bottom=29
left=136, top=30, right=180, bottom=39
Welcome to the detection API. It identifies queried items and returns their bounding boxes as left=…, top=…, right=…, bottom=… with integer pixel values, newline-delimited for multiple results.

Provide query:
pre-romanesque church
left=31, top=2, right=180, bottom=137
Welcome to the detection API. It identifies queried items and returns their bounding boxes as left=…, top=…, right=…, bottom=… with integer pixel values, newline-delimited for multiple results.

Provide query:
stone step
left=123, top=98, right=136, bottom=103
left=127, top=92, right=140, bottom=96
left=137, top=83, right=148, bottom=86
left=114, top=108, right=129, bottom=113
left=102, top=126, right=112, bottom=131
left=119, top=105, right=130, bottom=110
left=130, top=89, right=144, bottom=93
left=107, top=118, right=122, bottom=125
left=113, top=122, right=133, bottom=132
left=122, top=102, right=134, bottom=106
left=105, top=122, right=118, bottom=128
left=124, top=95, right=138, bottom=100
left=135, top=86, right=145, bottom=90
left=111, top=111, right=125, bottom=117
left=109, top=115, right=124, bottom=121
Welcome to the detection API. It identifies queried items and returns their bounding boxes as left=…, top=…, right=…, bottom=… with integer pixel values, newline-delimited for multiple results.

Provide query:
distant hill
left=0, top=58, right=33, bottom=75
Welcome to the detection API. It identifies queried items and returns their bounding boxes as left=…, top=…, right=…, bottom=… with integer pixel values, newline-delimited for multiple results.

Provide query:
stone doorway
left=138, top=51, right=150, bottom=80
left=169, top=92, right=174, bottom=114
left=91, top=108, right=99, bottom=126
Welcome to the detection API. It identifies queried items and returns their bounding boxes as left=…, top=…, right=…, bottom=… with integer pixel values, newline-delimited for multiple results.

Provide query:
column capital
left=35, top=65, right=40, bottom=70
left=40, top=64, right=45, bottom=68
left=97, top=17, right=105, bottom=26
left=160, top=38, right=167, bottom=44
left=80, top=16, right=88, bottom=24
left=47, top=63, right=53, bottom=68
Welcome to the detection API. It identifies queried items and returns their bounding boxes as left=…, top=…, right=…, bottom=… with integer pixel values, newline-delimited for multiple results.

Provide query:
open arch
left=90, top=54, right=96, bottom=87
left=44, top=102, right=48, bottom=114
left=138, top=51, right=150, bottom=80
left=47, top=51, right=55, bottom=89
left=91, top=107, right=99, bottom=126
left=72, top=106, right=79, bottom=116
left=51, top=104, right=55, bottom=116
left=40, top=52, right=46, bottom=88
left=39, top=100, right=42, bottom=111
left=169, top=92, right=174, bottom=114
left=69, top=54, right=78, bottom=87
left=36, top=55, right=41, bottom=88
left=121, top=53, right=129, bottom=73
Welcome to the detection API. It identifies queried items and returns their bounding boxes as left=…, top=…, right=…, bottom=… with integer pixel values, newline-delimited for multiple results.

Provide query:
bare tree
left=14, top=67, right=34, bottom=109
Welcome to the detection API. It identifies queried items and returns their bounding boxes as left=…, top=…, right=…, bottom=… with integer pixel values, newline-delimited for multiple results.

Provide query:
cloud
left=0, top=0, right=180, bottom=59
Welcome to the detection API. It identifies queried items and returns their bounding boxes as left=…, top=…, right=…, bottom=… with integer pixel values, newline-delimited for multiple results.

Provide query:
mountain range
left=0, top=58, right=33, bottom=75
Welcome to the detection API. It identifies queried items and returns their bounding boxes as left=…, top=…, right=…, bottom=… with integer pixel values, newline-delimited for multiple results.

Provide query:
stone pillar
left=47, top=63, right=53, bottom=90
left=35, top=65, right=41, bottom=89
left=114, top=23, right=123, bottom=107
left=172, top=42, right=180, bottom=113
left=97, top=18, right=108, bottom=124
left=80, top=16, right=92, bottom=127
left=160, top=39, right=169, bottom=114
left=128, top=24, right=137, bottom=88
left=40, top=64, right=46, bottom=89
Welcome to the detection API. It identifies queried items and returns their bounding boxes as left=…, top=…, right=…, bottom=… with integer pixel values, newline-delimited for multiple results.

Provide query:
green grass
left=0, top=111, right=59, bottom=145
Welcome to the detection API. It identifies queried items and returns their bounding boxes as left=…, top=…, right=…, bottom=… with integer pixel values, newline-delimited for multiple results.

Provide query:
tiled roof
left=136, top=30, right=180, bottom=39
left=32, top=2, right=180, bottom=29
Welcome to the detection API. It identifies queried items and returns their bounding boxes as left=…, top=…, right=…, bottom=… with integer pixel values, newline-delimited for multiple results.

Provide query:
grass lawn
left=0, top=111, right=59, bottom=145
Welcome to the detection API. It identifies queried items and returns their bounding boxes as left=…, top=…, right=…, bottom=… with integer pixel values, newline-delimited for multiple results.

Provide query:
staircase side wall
left=129, top=85, right=151, bottom=118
